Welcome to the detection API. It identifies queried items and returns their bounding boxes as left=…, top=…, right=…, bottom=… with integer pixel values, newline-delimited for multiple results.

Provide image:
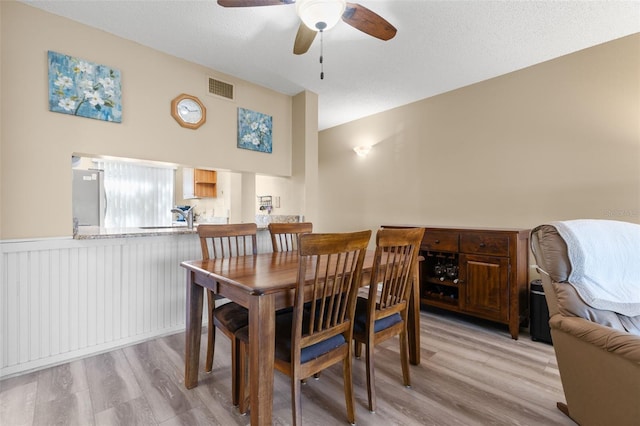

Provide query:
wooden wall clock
left=171, top=93, right=206, bottom=129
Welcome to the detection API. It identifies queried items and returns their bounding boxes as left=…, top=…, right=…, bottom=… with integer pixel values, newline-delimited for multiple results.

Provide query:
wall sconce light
left=353, top=146, right=372, bottom=157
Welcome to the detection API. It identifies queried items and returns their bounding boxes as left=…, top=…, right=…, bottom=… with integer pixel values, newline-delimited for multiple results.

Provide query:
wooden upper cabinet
left=183, top=168, right=217, bottom=199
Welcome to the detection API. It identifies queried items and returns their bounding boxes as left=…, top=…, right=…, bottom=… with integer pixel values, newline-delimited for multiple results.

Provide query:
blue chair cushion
left=236, top=311, right=346, bottom=364
left=353, top=296, right=402, bottom=334
left=274, top=312, right=346, bottom=363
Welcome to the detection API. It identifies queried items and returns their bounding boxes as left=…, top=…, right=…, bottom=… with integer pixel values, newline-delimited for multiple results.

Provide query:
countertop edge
left=74, top=225, right=270, bottom=239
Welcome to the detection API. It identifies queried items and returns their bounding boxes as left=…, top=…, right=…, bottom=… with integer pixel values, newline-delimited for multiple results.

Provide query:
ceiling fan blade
left=217, top=0, right=292, bottom=7
left=342, top=2, right=397, bottom=41
left=293, top=23, right=317, bottom=55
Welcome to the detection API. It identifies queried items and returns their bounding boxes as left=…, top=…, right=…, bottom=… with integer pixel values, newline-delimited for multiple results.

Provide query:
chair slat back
left=268, top=222, right=313, bottom=252
left=295, top=231, right=371, bottom=348
left=197, top=223, right=258, bottom=260
left=369, top=228, right=424, bottom=318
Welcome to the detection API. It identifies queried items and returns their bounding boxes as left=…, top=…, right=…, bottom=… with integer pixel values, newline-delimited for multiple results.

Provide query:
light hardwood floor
left=1, top=310, right=574, bottom=426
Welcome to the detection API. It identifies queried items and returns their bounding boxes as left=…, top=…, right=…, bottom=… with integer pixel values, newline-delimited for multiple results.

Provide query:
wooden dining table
left=181, top=250, right=422, bottom=426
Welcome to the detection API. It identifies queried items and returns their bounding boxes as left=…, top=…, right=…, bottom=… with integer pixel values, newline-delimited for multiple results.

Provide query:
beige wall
left=0, top=1, right=293, bottom=239
left=255, top=175, right=300, bottom=216
left=292, top=90, right=319, bottom=224
left=3, top=2, right=638, bottom=240
left=0, top=2, right=3, bottom=237
left=317, top=34, right=640, bottom=234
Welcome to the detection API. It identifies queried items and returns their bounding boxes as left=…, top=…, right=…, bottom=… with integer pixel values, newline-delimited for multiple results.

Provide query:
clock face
left=171, top=94, right=206, bottom=129
left=177, top=99, right=202, bottom=124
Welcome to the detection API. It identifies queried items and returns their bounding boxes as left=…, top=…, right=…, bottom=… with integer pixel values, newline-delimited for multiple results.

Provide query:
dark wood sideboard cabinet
left=386, top=225, right=530, bottom=339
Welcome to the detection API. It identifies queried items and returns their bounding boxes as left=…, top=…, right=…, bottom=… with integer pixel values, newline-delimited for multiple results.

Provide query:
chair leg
left=365, top=339, right=376, bottom=413
left=399, top=328, right=411, bottom=387
left=301, top=371, right=320, bottom=384
left=354, top=341, right=362, bottom=358
left=231, top=337, right=239, bottom=406
left=557, top=402, right=571, bottom=419
left=291, top=370, right=303, bottom=426
left=343, top=351, right=356, bottom=425
left=205, top=290, right=216, bottom=372
left=237, top=341, right=250, bottom=415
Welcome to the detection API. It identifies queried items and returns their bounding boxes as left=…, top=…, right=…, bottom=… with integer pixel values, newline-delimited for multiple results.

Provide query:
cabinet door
left=459, top=254, right=509, bottom=322
left=193, top=169, right=217, bottom=197
left=183, top=167, right=196, bottom=199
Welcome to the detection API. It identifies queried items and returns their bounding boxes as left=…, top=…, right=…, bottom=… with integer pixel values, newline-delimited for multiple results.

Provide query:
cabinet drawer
left=460, top=233, right=509, bottom=256
left=422, top=231, right=459, bottom=252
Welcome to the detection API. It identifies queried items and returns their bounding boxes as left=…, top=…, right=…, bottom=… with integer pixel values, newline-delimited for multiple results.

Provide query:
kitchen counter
left=74, top=225, right=198, bottom=239
left=74, top=223, right=272, bottom=239
left=75, top=215, right=302, bottom=239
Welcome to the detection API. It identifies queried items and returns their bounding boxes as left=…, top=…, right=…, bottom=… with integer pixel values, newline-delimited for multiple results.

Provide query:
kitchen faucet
left=171, top=206, right=195, bottom=229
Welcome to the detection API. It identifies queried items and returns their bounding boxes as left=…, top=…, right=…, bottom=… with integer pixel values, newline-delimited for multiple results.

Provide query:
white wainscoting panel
left=1, top=230, right=273, bottom=378
left=0, top=235, right=203, bottom=378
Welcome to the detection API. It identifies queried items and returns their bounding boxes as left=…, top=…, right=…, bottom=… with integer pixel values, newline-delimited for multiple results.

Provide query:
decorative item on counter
left=237, top=108, right=272, bottom=153
left=48, top=51, right=122, bottom=122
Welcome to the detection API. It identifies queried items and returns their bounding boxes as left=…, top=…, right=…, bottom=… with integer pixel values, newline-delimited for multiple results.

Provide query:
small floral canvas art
left=237, top=108, right=272, bottom=153
left=48, top=51, right=122, bottom=123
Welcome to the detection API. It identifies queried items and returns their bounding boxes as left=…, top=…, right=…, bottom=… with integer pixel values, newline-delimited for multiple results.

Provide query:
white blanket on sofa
left=551, top=219, right=640, bottom=317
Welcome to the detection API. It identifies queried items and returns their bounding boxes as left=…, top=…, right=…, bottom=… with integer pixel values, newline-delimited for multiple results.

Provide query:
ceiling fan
left=217, top=0, right=397, bottom=55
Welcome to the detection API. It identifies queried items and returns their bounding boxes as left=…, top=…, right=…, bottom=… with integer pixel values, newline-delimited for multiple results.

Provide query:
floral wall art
left=237, top=107, right=272, bottom=153
left=48, top=51, right=122, bottom=123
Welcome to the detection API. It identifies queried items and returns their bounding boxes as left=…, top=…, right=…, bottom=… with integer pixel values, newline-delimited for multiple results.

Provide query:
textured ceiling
left=21, top=0, right=640, bottom=130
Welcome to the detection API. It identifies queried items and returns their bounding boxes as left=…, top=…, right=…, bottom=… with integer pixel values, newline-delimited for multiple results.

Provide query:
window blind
left=96, top=160, right=174, bottom=228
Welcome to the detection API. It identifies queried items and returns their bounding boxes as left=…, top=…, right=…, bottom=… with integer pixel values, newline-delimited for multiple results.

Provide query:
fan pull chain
left=319, top=29, right=324, bottom=80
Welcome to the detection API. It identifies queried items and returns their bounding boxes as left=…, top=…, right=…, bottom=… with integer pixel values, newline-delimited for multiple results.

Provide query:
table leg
left=407, top=267, right=421, bottom=365
left=249, top=293, right=275, bottom=426
left=185, top=270, right=204, bottom=389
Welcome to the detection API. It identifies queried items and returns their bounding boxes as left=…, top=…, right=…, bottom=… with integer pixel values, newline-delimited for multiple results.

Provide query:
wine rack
left=422, top=251, right=460, bottom=307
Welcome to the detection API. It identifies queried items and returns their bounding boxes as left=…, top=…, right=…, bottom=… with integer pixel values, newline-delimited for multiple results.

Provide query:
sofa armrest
left=551, top=315, right=640, bottom=362
left=550, top=315, right=640, bottom=426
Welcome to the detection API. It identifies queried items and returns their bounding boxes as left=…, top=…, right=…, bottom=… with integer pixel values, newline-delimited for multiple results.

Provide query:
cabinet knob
left=434, top=239, right=440, bottom=244
left=479, top=242, right=486, bottom=248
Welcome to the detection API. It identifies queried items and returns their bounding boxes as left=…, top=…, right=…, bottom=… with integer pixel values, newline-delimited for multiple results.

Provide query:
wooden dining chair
left=270, top=222, right=323, bottom=384
left=268, top=222, right=313, bottom=252
left=236, top=230, right=372, bottom=424
left=353, top=227, right=424, bottom=413
left=197, top=223, right=257, bottom=406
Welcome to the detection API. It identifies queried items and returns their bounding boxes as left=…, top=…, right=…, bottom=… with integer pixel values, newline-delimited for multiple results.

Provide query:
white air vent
left=208, top=77, right=234, bottom=101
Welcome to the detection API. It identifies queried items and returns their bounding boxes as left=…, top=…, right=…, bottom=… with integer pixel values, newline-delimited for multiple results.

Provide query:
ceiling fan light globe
left=296, top=0, right=346, bottom=32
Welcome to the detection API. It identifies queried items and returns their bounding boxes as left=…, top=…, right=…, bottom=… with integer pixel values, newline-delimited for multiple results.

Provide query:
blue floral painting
left=48, top=51, right=122, bottom=123
left=237, top=108, right=272, bottom=153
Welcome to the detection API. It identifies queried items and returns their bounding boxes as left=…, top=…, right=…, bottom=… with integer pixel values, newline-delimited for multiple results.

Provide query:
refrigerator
left=72, top=169, right=106, bottom=226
